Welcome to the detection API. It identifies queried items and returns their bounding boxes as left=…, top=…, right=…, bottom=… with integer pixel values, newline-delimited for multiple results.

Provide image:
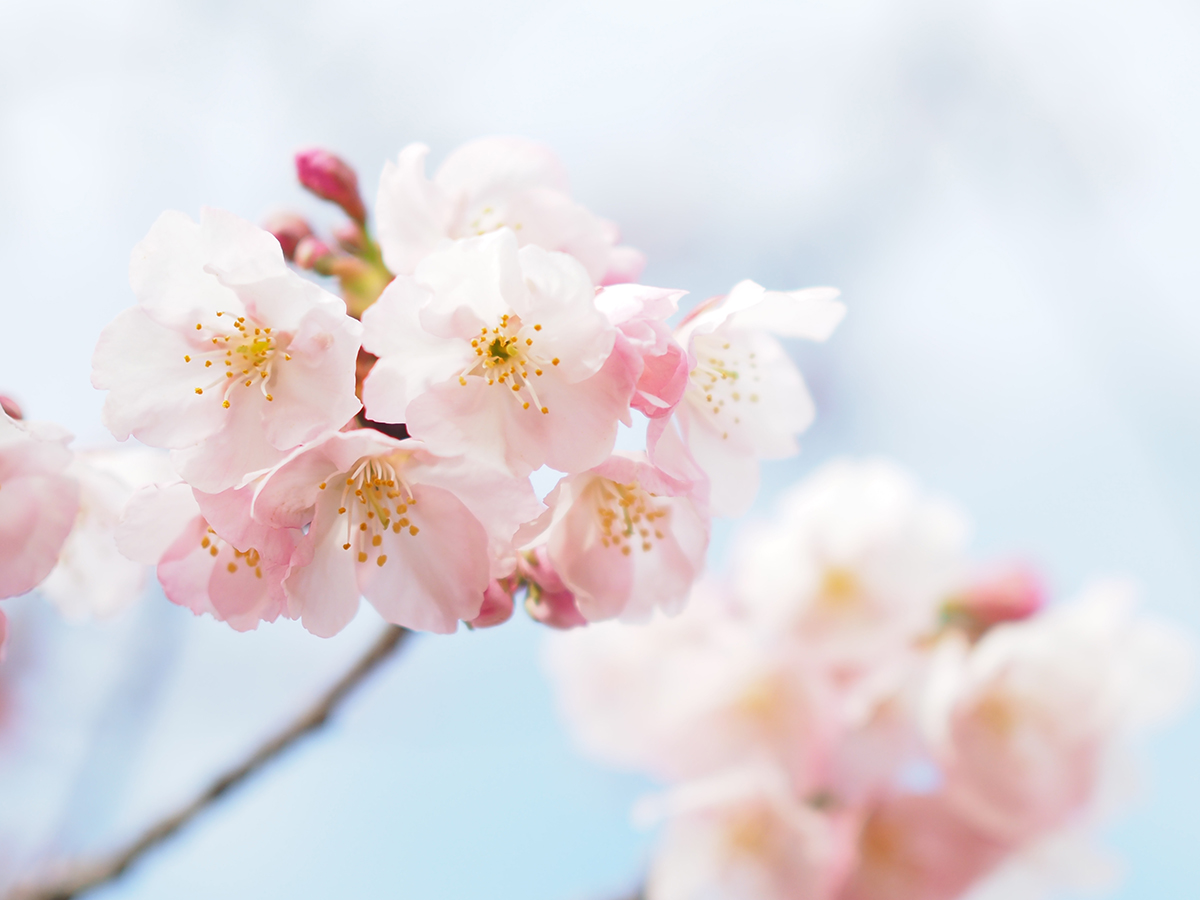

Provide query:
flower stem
left=7, top=624, right=411, bottom=900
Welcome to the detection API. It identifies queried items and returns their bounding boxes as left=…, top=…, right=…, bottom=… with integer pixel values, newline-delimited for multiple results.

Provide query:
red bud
left=295, top=148, right=366, bottom=223
left=0, top=395, right=23, bottom=420
left=263, top=213, right=313, bottom=261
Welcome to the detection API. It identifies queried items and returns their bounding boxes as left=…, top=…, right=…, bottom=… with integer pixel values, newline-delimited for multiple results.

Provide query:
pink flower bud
left=263, top=213, right=313, bottom=261
left=519, top=547, right=587, bottom=629
left=293, top=235, right=334, bottom=270
left=295, top=148, right=367, bottom=223
left=333, top=222, right=367, bottom=255
left=468, top=579, right=516, bottom=629
left=0, top=395, right=23, bottom=420
left=961, top=567, right=1044, bottom=626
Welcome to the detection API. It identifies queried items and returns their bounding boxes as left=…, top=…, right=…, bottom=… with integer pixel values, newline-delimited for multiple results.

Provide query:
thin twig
left=8, top=624, right=411, bottom=900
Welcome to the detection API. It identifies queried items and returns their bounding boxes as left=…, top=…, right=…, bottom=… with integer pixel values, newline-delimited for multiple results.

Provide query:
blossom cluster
left=547, top=459, right=1195, bottom=900
left=0, top=137, right=843, bottom=647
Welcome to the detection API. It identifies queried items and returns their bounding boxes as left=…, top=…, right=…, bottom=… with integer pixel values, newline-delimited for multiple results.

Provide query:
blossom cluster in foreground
left=0, top=137, right=844, bottom=647
left=548, top=459, right=1195, bottom=900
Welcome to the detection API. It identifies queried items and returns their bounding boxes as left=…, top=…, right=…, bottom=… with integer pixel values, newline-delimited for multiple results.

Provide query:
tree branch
left=8, top=624, right=411, bottom=900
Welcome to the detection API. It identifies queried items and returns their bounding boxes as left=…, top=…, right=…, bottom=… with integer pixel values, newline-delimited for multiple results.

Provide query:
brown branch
left=8, top=624, right=411, bottom=900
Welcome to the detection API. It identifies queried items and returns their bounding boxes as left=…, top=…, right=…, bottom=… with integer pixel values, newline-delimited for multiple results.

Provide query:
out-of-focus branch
left=8, top=624, right=411, bottom=900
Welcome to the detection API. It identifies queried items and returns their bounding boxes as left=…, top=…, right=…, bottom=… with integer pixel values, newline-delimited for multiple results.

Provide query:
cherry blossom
left=734, top=458, right=969, bottom=676
left=546, top=582, right=838, bottom=787
left=596, top=284, right=691, bottom=419
left=643, top=767, right=859, bottom=900
left=516, top=546, right=588, bottom=629
left=116, top=480, right=303, bottom=631
left=360, top=229, right=636, bottom=476
left=923, top=581, right=1194, bottom=842
left=92, top=207, right=363, bottom=493
left=0, top=412, right=79, bottom=602
left=39, top=445, right=175, bottom=620
left=664, top=279, right=846, bottom=516
left=251, top=430, right=541, bottom=637
left=520, top=452, right=708, bottom=623
left=374, top=136, right=643, bottom=285
left=838, top=794, right=1012, bottom=900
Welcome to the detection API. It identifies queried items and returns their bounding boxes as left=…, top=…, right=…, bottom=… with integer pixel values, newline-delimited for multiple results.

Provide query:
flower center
left=685, top=333, right=762, bottom=439
left=592, top=479, right=670, bottom=557
left=186, top=313, right=291, bottom=408
left=458, top=313, right=559, bottom=414
left=199, top=526, right=264, bottom=578
left=321, top=454, right=421, bottom=568
left=460, top=205, right=524, bottom=238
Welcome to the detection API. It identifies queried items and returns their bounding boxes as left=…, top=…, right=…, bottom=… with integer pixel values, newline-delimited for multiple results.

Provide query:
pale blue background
left=0, top=0, right=1197, bottom=897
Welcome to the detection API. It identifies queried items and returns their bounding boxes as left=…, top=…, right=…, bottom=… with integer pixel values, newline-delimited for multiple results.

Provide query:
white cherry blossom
left=665, top=279, right=845, bottom=516
left=360, top=228, right=636, bottom=476
left=375, top=136, right=643, bottom=285
left=92, top=207, right=363, bottom=492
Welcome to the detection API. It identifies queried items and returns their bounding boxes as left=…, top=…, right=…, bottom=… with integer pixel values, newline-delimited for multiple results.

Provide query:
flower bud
left=520, top=547, right=587, bottom=629
left=293, top=235, right=334, bottom=271
left=263, top=213, right=313, bottom=261
left=295, top=148, right=366, bottom=224
left=468, top=579, right=516, bottom=629
left=961, top=567, right=1044, bottom=626
left=0, top=395, right=23, bottom=420
left=943, top=566, right=1044, bottom=639
left=333, top=221, right=367, bottom=255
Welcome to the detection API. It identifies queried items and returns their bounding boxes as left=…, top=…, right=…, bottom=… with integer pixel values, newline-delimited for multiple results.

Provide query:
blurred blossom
left=39, top=445, right=174, bottom=620
left=548, top=458, right=1195, bottom=900
left=263, top=213, right=313, bottom=262
left=923, top=580, right=1195, bottom=842
left=0, top=413, right=79, bottom=605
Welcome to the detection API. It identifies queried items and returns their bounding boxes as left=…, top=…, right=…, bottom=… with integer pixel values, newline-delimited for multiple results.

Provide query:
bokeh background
left=1, top=0, right=1198, bottom=896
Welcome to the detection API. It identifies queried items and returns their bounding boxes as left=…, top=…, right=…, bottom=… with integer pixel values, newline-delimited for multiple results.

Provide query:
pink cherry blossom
left=923, top=581, right=1194, bottom=842
left=644, top=767, right=859, bottom=900
left=517, top=545, right=587, bottom=629
left=546, top=582, right=839, bottom=788
left=520, top=452, right=709, bottom=623
left=734, top=458, right=969, bottom=679
left=467, top=578, right=517, bottom=629
left=0, top=412, right=79, bottom=601
left=667, top=279, right=846, bottom=516
left=837, top=794, right=1013, bottom=900
left=596, top=284, right=691, bottom=419
left=252, top=430, right=541, bottom=637
left=92, top=207, right=363, bottom=493
left=374, top=137, right=644, bottom=285
left=39, top=445, right=175, bottom=620
left=360, top=229, right=637, bottom=475
left=116, top=480, right=303, bottom=631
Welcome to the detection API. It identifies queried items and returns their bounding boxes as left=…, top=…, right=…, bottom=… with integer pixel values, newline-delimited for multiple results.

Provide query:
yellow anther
left=377, top=555, right=388, bottom=566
